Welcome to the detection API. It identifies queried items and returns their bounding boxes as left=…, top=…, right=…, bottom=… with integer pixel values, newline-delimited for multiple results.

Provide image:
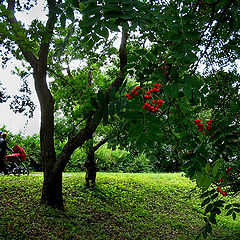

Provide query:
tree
left=0, top=0, right=131, bottom=209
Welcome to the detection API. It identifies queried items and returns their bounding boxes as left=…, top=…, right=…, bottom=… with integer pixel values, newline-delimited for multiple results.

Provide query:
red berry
left=147, top=91, right=150, bottom=94
left=133, top=92, right=138, bottom=96
left=127, top=96, right=132, bottom=100
left=125, top=93, right=130, bottom=97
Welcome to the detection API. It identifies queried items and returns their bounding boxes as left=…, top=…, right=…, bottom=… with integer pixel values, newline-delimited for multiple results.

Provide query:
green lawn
left=0, top=172, right=239, bottom=240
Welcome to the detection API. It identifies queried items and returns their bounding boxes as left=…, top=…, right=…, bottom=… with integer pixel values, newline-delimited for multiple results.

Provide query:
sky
left=0, top=0, right=46, bottom=136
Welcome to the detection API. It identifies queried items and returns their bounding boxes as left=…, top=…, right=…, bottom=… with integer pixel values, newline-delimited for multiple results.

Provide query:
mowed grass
left=0, top=172, right=239, bottom=240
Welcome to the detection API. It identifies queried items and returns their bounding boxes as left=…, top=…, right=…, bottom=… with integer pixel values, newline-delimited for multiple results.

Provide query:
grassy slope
left=0, top=172, right=239, bottom=240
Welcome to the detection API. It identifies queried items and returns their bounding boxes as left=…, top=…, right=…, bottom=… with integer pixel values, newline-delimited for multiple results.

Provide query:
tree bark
left=85, top=137, right=109, bottom=188
left=85, top=137, right=97, bottom=188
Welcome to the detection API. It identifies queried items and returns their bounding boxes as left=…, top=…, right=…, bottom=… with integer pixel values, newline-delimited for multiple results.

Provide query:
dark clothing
left=0, top=137, right=11, bottom=174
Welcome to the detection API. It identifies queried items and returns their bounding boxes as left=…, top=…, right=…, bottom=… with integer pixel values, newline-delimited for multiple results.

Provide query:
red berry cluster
left=216, top=167, right=232, bottom=196
left=194, top=119, right=213, bottom=134
left=206, top=120, right=213, bottom=130
left=125, top=86, right=141, bottom=100
left=217, top=178, right=227, bottom=196
left=226, top=167, right=231, bottom=175
left=143, top=84, right=161, bottom=100
left=143, top=100, right=164, bottom=113
left=217, top=185, right=227, bottom=196
left=143, top=84, right=164, bottom=113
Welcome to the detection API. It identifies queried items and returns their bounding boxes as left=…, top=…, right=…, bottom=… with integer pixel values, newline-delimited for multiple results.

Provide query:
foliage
left=0, top=172, right=240, bottom=240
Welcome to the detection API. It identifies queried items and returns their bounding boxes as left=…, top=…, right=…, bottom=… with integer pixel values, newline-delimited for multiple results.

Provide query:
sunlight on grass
left=0, top=172, right=239, bottom=240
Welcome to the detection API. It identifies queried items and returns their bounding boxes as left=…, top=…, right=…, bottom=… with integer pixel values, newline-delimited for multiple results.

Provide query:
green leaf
left=213, top=200, right=225, bottom=208
left=170, top=84, right=179, bottom=98
left=83, top=14, right=101, bottom=27
left=81, top=6, right=101, bottom=16
left=209, top=213, right=217, bottom=224
left=232, top=203, right=240, bottom=208
left=205, top=161, right=211, bottom=174
left=96, top=26, right=109, bottom=39
left=212, top=207, right=221, bottom=215
left=120, top=13, right=136, bottom=20
left=211, top=193, right=218, bottom=200
left=212, top=160, right=220, bottom=177
left=104, top=3, right=121, bottom=12
left=66, top=7, right=74, bottom=21
left=226, top=209, right=234, bottom=216
left=60, top=13, right=66, bottom=28
left=196, top=173, right=213, bottom=189
left=201, top=191, right=210, bottom=198
left=209, top=131, right=221, bottom=143
left=233, top=208, right=240, bottom=213
left=183, top=85, right=192, bottom=98
left=205, top=203, right=213, bottom=214
left=205, top=222, right=212, bottom=234
left=201, top=197, right=211, bottom=207
left=105, top=21, right=120, bottom=32
left=225, top=204, right=232, bottom=210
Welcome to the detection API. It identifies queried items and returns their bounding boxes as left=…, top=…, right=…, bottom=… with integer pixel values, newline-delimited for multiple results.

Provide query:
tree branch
left=38, top=0, right=59, bottom=69
left=47, top=67, right=77, bottom=93
left=93, top=137, right=109, bottom=152
left=6, top=0, right=38, bottom=69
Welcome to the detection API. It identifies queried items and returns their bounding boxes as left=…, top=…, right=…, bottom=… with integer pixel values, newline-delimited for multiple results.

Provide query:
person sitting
left=0, top=132, right=12, bottom=175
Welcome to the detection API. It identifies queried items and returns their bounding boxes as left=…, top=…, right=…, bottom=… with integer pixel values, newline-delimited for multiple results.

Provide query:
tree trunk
left=84, top=137, right=109, bottom=187
left=85, top=138, right=97, bottom=188
left=34, top=69, right=62, bottom=208
left=41, top=170, right=64, bottom=209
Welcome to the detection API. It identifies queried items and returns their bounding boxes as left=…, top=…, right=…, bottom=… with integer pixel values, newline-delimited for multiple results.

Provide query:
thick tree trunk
left=34, top=69, right=62, bottom=208
left=41, top=170, right=63, bottom=209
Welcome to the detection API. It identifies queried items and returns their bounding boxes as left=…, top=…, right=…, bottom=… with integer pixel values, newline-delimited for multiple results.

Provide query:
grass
left=0, top=172, right=239, bottom=240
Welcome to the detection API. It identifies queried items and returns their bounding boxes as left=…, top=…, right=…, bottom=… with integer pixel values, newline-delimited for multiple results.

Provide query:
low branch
left=93, top=137, right=109, bottom=152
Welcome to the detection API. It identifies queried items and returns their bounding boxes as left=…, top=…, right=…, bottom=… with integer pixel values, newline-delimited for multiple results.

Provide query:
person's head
left=1, top=132, right=7, bottom=139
